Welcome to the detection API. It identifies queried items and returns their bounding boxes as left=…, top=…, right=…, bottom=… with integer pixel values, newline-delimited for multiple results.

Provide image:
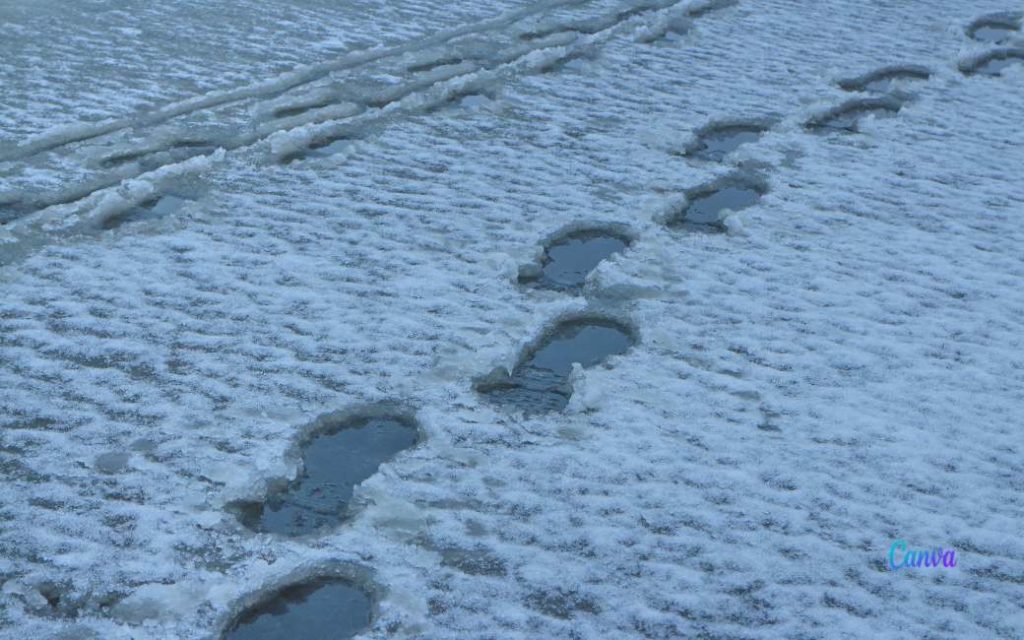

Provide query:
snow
left=2, top=0, right=1024, bottom=638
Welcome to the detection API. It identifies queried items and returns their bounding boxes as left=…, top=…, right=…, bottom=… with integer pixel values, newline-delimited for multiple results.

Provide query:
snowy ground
left=2, top=0, right=1024, bottom=638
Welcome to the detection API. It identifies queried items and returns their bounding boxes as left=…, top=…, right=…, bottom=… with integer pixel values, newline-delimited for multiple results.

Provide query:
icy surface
left=2, top=0, right=1024, bottom=638
left=223, top=578, right=372, bottom=640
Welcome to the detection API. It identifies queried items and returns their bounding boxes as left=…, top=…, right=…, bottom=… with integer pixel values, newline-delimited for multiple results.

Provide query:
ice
left=518, top=228, right=631, bottom=291
left=231, top=415, right=419, bottom=536
left=2, top=0, right=1024, bottom=638
left=223, top=578, right=372, bottom=640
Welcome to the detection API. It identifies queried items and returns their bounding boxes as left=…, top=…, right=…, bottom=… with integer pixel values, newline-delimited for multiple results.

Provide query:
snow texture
left=2, top=0, right=1023, bottom=638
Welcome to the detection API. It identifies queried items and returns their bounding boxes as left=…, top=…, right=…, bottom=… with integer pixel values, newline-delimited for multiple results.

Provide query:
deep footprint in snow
left=837, top=66, right=931, bottom=93
left=683, top=121, right=770, bottom=161
left=232, top=414, right=419, bottom=536
left=518, top=228, right=631, bottom=292
left=960, top=48, right=1024, bottom=76
left=966, top=15, right=1021, bottom=43
left=805, top=96, right=904, bottom=133
left=669, top=175, right=768, bottom=229
left=476, top=317, right=635, bottom=414
left=223, top=578, right=372, bottom=640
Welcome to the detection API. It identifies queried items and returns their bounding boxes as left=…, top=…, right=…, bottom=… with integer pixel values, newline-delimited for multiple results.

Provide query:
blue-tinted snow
left=1, top=0, right=1023, bottom=638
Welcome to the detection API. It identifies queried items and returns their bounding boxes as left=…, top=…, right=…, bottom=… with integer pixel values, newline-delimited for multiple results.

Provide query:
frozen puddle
left=232, top=414, right=418, bottom=536
left=224, top=577, right=372, bottom=640
left=837, top=66, right=931, bottom=93
left=805, top=96, right=903, bottom=133
left=670, top=176, right=767, bottom=229
left=683, top=122, right=769, bottom=161
left=961, top=48, right=1024, bottom=76
left=966, top=15, right=1021, bottom=43
left=518, top=228, right=630, bottom=292
left=476, top=317, right=635, bottom=414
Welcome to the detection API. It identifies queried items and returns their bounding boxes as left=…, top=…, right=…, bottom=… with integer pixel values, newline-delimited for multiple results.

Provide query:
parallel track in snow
left=0, top=0, right=735, bottom=237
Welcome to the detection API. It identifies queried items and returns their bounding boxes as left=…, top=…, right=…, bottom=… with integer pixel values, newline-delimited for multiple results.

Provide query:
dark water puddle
left=962, top=49, right=1024, bottom=76
left=685, top=122, right=768, bottom=161
left=967, top=16, right=1021, bottom=43
left=806, top=96, right=903, bottom=133
left=838, top=66, right=931, bottom=93
left=671, top=177, right=767, bottom=229
left=101, top=193, right=193, bottom=230
left=233, top=415, right=418, bottom=536
left=224, top=578, right=371, bottom=640
left=519, top=229, right=630, bottom=292
left=476, top=317, right=635, bottom=414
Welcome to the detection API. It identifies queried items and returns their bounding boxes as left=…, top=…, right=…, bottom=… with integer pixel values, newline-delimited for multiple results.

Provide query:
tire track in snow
left=0, top=0, right=593, bottom=166
left=0, top=0, right=739, bottom=251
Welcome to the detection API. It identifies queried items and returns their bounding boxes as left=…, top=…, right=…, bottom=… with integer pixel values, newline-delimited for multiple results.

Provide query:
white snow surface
left=2, top=0, right=1024, bottom=638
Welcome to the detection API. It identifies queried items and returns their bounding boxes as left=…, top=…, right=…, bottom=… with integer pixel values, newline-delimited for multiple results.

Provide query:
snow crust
left=1, top=0, right=1023, bottom=638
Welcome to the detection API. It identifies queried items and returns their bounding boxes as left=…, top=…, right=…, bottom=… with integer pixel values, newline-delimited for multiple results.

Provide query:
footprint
left=837, top=65, right=931, bottom=93
left=960, top=48, right=1024, bottom=76
left=805, top=96, right=904, bottom=133
left=224, top=577, right=372, bottom=640
left=231, top=413, right=419, bottom=536
left=682, top=120, right=771, bottom=161
left=476, top=316, right=635, bottom=414
left=518, top=227, right=631, bottom=292
left=669, top=174, right=768, bottom=230
left=966, top=14, right=1022, bottom=44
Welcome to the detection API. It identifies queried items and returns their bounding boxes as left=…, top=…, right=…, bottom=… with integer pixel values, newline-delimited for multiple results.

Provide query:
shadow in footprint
left=476, top=316, right=635, bottom=415
left=231, top=413, right=419, bottom=536
left=668, top=174, right=768, bottom=230
left=805, top=96, right=904, bottom=133
left=966, top=14, right=1021, bottom=44
left=223, top=577, right=372, bottom=640
left=960, top=48, right=1024, bottom=76
left=837, top=65, right=931, bottom=93
left=683, top=121, right=771, bottom=161
left=519, top=228, right=631, bottom=292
